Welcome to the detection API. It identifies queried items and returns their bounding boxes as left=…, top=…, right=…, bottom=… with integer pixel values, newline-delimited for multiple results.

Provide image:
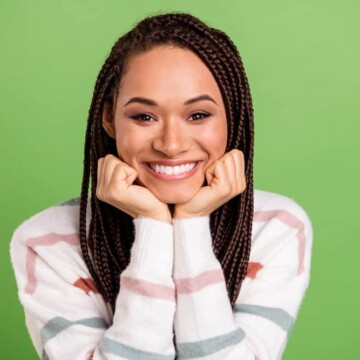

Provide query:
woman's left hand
left=173, top=149, right=246, bottom=219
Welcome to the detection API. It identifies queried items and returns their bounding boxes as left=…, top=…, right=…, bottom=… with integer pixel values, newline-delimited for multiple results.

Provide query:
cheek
left=201, top=122, right=227, bottom=158
left=114, top=128, right=142, bottom=162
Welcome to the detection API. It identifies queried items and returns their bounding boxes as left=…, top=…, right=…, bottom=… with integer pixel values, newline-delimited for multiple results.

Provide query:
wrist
left=139, top=212, right=172, bottom=224
left=173, top=206, right=202, bottom=220
left=173, top=211, right=188, bottom=219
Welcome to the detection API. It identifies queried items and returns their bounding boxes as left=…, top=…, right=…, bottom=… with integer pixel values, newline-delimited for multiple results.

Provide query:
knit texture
left=10, top=189, right=313, bottom=359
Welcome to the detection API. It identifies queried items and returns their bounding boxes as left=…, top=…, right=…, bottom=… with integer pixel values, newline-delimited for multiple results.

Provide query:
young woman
left=10, top=12, right=313, bottom=360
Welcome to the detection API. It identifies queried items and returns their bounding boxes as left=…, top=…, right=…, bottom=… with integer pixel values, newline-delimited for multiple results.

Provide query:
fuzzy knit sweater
left=10, top=189, right=313, bottom=360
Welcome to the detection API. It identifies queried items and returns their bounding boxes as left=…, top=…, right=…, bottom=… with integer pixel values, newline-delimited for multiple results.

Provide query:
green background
left=1, top=0, right=359, bottom=359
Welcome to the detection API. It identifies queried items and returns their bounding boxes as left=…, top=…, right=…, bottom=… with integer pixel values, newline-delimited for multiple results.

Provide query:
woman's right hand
left=96, top=154, right=172, bottom=223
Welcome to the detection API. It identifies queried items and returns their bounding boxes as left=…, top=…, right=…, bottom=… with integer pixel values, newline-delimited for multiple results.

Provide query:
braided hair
left=79, top=12, right=254, bottom=311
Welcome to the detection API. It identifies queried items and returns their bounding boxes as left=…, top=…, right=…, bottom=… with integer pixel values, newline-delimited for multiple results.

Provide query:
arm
left=10, top=208, right=176, bottom=360
left=172, top=201, right=313, bottom=359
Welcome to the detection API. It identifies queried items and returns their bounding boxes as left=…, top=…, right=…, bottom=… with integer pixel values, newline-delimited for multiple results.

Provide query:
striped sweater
left=10, top=189, right=313, bottom=360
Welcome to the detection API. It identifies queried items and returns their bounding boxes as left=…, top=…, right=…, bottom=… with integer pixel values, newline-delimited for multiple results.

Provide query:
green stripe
left=41, top=316, right=108, bottom=344
left=57, top=197, right=80, bottom=206
left=176, top=327, right=245, bottom=359
left=235, top=304, right=294, bottom=332
left=101, top=337, right=175, bottom=359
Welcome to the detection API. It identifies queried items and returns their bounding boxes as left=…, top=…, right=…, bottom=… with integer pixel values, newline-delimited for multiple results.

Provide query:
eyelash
left=129, top=112, right=211, bottom=122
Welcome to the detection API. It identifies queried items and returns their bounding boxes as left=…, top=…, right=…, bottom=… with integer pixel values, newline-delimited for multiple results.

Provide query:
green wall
left=1, top=1, right=359, bottom=359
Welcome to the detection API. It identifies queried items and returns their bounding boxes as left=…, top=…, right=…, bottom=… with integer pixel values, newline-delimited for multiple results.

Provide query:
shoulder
left=10, top=197, right=93, bottom=293
left=10, top=196, right=90, bottom=267
left=254, top=189, right=311, bottom=223
left=250, top=189, right=313, bottom=276
left=253, top=189, right=312, bottom=234
left=11, top=197, right=86, bottom=243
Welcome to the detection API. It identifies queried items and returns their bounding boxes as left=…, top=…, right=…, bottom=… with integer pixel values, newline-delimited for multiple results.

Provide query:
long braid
left=169, top=15, right=254, bottom=304
left=79, top=12, right=254, bottom=311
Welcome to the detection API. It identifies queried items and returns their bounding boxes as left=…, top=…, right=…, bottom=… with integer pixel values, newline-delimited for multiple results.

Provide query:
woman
left=10, top=12, right=313, bottom=359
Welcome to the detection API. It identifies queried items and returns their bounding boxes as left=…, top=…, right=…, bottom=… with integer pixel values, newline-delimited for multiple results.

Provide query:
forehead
left=118, top=46, right=222, bottom=102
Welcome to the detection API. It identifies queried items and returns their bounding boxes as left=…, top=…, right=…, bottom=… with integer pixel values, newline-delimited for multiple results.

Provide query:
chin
left=155, top=189, right=198, bottom=205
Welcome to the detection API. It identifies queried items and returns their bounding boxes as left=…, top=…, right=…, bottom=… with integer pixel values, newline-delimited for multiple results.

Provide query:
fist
left=96, top=154, right=171, bottom=223
left=174, top=149, right=246, bottom=218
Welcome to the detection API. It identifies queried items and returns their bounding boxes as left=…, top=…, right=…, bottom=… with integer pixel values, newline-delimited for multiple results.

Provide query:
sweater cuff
left=173, top=215, right=219, bottom=278
left=122, top=216, right=173, bottom=280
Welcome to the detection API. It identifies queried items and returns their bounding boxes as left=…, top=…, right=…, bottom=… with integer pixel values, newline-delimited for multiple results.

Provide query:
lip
left=143, top=161, right=202, bottom=180
left=145, top=159, right=201, bottom=166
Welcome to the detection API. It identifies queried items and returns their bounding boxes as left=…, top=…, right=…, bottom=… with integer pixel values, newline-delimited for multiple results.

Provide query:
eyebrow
left=124, top=94, right=218, bottom=107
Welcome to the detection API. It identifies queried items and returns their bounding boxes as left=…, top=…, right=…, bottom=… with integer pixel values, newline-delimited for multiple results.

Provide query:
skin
left=98, top=45, right=246, bottom=223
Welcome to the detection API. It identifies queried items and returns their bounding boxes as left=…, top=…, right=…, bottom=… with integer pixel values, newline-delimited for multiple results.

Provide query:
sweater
left=10, top=189, right=313, bottom=360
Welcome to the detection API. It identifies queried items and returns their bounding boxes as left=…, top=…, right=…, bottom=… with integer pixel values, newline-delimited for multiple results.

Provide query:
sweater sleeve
left=10, top=208, right=176, bottom=360
left=172, top=200, right=313, bottom=359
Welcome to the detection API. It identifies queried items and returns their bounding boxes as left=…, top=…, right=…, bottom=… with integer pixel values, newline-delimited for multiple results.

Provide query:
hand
left=96, top=154, right=172, bottom=223
left=174, top=149, right=246, bottom=219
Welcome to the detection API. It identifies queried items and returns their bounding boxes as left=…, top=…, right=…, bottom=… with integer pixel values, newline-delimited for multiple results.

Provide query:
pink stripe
left=25, top=233, right=79, bottom=294
left=73, top=277, right=100, bottom=295
left=253, top=210, right=306, bottom=275
left=246, top=261, right=264, bottom=279
left=175, top=269, right=225, bottom=294
left=121, top=276, right=175, bottom=302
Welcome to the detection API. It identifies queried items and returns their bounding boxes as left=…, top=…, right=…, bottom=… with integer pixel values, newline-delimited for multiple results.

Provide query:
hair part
left=79, top=11, right=254, bottom=311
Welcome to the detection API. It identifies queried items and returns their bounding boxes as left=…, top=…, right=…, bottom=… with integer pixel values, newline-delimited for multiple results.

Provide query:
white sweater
left=10, top=189, right=313, bottom=360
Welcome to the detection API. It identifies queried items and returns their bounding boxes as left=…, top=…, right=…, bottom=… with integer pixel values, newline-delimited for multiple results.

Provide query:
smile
left=145, top=161, right=201, bottom=180
left=149, top=162, right=197, bottom=175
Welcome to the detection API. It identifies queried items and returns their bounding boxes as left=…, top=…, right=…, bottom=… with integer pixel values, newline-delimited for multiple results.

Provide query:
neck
left=168, top=204, right=175, bottom=217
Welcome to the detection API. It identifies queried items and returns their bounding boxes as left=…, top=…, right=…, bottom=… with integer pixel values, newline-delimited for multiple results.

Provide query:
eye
left=129, top=113, right=155, bottom=122
left=189, top=112, right=211, bottom=121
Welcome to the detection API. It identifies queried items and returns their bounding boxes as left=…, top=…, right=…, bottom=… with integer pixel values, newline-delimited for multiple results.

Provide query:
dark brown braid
left=79, top=12, right=254, bottom=311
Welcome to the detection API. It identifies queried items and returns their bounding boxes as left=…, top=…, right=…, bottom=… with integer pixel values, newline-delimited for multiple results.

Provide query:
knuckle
left=107, top=186, right=119, bottom=201
left=107, top=187, right=115, bottom=199
left=96, top=187, right=103, bottom=200
left=229, top=149, right=237, bottom=157
left=239, top=180, right=246, bottom=193
left=104, top=154, right=114, bottom=162
left=221, top=183, right=232, bottom=196
left=114, top=163, right=124, bottom=171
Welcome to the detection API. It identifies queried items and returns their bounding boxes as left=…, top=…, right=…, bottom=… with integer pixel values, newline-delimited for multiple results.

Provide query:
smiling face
left=102, top=45, right=228, bottom=205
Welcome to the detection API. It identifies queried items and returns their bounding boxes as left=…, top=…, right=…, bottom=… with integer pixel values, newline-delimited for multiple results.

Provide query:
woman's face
left=102, top=45, right=228, bottom=204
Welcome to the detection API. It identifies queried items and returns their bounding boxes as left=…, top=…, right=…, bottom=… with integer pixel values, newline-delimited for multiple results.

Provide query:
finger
left=229, top=150, right=241, bottom=191
left=205, top=160, right=217, bottom=185
left=205, top=153, right=231, bottom=186
left=111, top=164, right=137, bottom=189
left=222, top=152, right=237, bottom=192
left=99, top=157, right=108, bottom=189
left=233, top=150, right=246, bottom=193
left=103, top=154, right=122, bottom=188
left=205, top=172, right=214, bottom=186
left=212, top=160, right=230, bottom=195
left=96, top=158, right=104, bottom=197
left=97, top=158, right=103, bottom=184
left=239, top=150, right=246, bottom=192
left=232, top=151, right=241, bottom=191
left=124, top=166, right=138, bottom=185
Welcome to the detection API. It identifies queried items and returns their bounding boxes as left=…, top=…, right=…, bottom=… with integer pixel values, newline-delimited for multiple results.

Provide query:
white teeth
left=149, top=162, right=197, bottom=175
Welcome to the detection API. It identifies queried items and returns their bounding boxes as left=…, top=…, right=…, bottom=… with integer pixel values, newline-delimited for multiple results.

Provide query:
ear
left=102, top=101, right=116, bottom=139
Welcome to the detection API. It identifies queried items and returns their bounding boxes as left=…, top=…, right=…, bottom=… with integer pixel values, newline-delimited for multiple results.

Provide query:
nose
left=152, top=119, right=191, bottom=157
